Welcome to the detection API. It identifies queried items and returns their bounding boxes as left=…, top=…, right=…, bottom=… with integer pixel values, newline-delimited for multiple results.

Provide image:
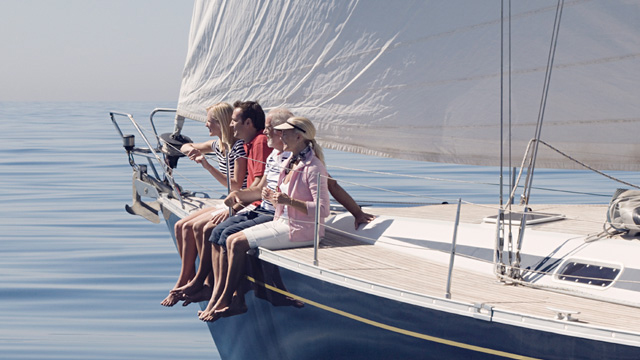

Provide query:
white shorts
left=243, top=218, right=314, bottom=250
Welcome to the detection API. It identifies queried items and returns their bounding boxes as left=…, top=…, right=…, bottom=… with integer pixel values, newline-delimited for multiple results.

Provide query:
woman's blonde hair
left=287, top=116, right=325, bottom=165
left=206, top=102, right=234, bottom=150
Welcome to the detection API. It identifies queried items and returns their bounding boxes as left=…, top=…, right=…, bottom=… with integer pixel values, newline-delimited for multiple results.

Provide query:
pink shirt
left=274, top=149, right=330, bottom=242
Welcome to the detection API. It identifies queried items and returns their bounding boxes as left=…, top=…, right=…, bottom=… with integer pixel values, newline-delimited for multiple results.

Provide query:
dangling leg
left=200, top=232, right=250, bottom=321
left=161, top=208, right=211, bottom=306
left=181, top=218, right=223, bottom=305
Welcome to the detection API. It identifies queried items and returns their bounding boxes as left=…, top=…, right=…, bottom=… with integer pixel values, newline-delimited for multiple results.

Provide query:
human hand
left=273, top=191, right=291, bottom=206
left=186, top=147, right=201, bottom=160
left=354, top=211, right=375, bottom=230
left=263, top=188, right=290, bottom=206
left=224, top=191, right=240, bottom=207
left=261, top=187, right=273, bottom=201
left=210, top=209, right=230, bottom=224
left=195, top=155, right=211, bottom=169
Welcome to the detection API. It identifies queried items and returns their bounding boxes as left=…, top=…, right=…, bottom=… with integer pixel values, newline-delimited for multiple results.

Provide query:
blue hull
left=165, top=214, right=640, bottom=360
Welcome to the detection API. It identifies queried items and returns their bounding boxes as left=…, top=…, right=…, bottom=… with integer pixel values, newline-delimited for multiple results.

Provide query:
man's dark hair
left=233, top=100, right=265, bottom=131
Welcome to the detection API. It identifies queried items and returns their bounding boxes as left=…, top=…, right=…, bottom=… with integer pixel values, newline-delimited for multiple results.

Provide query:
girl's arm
left=199, top=158, right=228, bottom=186
left=180, top=140, right=215, bottom=160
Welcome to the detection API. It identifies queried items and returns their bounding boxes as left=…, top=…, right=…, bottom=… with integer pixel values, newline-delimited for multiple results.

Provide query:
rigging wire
left=499, top=0, right=515, bottom=275
left=534, top=139, right=640, bottom=190
left=522, top=0, right=565, bottom=205
left=507, top=0, right=513, bottom=258
left=500, top=0, right=504, bottom=207
left=508, top=0, right=513, bottom=209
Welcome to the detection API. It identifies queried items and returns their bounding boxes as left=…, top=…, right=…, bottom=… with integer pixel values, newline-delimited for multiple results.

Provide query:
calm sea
left=1, top=101, right=638, bottom=359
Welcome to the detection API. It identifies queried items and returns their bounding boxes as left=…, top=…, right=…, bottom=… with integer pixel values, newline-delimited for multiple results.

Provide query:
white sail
left=177, top=0, right=640, bottom=170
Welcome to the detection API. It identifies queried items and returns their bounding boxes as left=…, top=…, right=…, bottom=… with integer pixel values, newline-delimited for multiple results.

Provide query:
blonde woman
left=161, top=102, right=247, bottom=306
left=199, top=116, right=329, bottom=320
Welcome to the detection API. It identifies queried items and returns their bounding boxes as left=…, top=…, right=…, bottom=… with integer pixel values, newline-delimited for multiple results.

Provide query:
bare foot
left=182, top=285, right=212, bottom=306
left=173, top=281, right=203, bottom=298
left=160, top=290, right=184, bottom=307
left=221, top=302, right=247, bottom=317
left=198, top=308, right=224, bottom=322
left=221, top=295, right=247, bottom=317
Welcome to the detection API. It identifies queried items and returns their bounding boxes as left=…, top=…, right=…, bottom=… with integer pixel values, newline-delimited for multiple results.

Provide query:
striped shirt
left=259, top=149, right=291, bottom=212
left=212, top=139, right=247, bottom=189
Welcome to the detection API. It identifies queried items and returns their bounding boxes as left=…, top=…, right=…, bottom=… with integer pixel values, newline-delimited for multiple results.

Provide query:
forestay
left=176, top=0, right=640, bottom=170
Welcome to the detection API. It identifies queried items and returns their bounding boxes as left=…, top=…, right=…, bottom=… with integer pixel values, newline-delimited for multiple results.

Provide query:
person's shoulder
left=267, top=148, right=281, bottom=159
left=209, top=139, right=219, bottom=152
left=304, top=155, right=326, bottom=173
left=252, top=134, right=271, bottom=153
left=232, top=139, right=246, bottom=153
left=311, top=156, right=325, bottom=167
left=254, top=133, right=269, bottom=145
left=265, top=150, right=276, bottom=163
left=246, top=133, right=266, bottom=146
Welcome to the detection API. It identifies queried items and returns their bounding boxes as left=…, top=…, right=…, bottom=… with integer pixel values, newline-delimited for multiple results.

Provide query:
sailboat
left=110, top=0, right=640, bottom=358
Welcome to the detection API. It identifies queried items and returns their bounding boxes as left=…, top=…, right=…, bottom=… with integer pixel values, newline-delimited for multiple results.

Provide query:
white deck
left=166, top=197, right=640, bottom=337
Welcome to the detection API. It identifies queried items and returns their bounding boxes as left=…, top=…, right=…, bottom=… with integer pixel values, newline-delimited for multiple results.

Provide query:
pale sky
left=0, top=0, right=193, bottom=101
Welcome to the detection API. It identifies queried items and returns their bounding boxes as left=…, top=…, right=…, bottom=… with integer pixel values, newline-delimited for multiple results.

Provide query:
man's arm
left=327, top=177, right=375, bottom=229
left=247, top=135, right=271, bottom=189
left=249, top=175, right=263, bottom=189
left=225, top=178, right=264, bottom=207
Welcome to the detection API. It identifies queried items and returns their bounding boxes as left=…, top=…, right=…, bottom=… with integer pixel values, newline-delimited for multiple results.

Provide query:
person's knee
left=193, top=220, right=206, bottom=234
left=183, top=219, right=197, bottom=231
left=203, top=221, right=216, bottom=233
left=175, top=219, right=185, bottom=232
left=218, top=229, right=234, bottom=248
left=211, top=226, right=223, bottom=242
left=227, top=236, right=247, bottom=255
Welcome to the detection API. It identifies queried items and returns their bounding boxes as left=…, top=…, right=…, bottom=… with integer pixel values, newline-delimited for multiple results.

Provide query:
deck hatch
left=556, top=261, right=621, bottom=287
left=483, top=212, right=565, bottom=225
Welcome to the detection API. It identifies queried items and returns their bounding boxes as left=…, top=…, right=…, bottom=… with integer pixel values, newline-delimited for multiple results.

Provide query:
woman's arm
left=180, top=140, right=215, bottom=159
left=272, top=189, right=309, bottom=215
left=306, top=165, right=330, bottom=218
left=266, top=187, right=309, bottom=215
left=270, top=162, right=329, bottom=217
left=182, top=140, right=232, bottom=186
left=199, top=158, right=228, bottom=186
left=190, top=140, right=247, bottom=190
